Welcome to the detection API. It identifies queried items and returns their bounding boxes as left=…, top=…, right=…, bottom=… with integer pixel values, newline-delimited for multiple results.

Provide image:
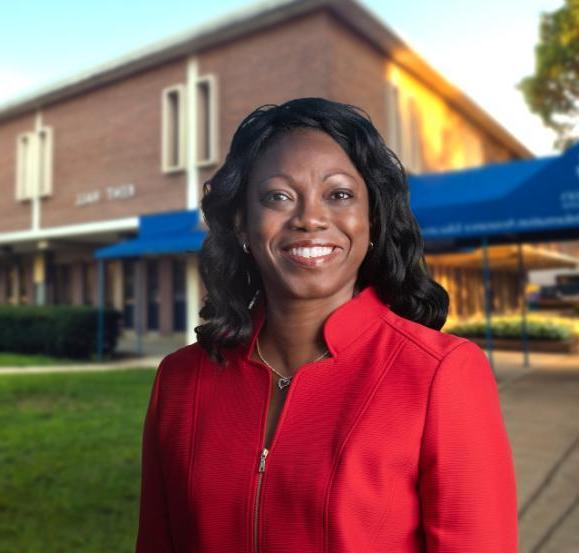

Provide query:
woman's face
left=238, top=128, right=371, bottom=301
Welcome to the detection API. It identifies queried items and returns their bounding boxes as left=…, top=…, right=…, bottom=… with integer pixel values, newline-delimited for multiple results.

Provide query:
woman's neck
left=255, top=285, right=357, bottom=375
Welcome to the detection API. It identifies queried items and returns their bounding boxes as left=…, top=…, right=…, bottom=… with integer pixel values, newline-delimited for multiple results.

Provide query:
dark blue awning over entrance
left=409, top=143, right=579, bottom=246
left=94, top=209, right=207, bottom=259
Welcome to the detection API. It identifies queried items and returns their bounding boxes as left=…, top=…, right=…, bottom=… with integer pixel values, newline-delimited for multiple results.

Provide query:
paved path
left=1, top=348, right=578, bottom=551
left=493, top=351, right=579, bottom=553
left=0, top=355, right=163, bottom=375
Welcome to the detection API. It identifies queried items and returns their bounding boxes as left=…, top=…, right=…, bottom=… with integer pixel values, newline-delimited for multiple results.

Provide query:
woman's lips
left=280, top=246, right=341, bottom=267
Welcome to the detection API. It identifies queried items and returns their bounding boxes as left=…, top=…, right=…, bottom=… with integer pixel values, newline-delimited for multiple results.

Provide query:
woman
left=135, top=97, right=518, bottom=553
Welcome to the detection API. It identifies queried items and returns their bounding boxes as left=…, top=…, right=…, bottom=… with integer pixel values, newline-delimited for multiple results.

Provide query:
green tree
left=518, top=0, right=579, bottom=150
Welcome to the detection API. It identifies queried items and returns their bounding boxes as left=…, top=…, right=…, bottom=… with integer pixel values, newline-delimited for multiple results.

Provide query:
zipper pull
left=258, top=448, right=269, bottom=473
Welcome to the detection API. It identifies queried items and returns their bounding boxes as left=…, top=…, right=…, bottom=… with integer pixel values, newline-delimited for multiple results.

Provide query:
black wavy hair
left=195, top=97, right=448, bottom=365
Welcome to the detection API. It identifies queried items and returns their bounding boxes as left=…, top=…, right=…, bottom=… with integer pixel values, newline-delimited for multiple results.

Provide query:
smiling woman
left=197, top=98, right=449, bottom=365
left=135, top=97, right=518, bottom=553
left=240, top=128, right=371, bottom=311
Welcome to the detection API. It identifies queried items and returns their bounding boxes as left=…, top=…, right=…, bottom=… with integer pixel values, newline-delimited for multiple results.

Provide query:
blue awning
left=94, top=209, right=207, bottom=259
left=409, top=142, right=579, bottom=243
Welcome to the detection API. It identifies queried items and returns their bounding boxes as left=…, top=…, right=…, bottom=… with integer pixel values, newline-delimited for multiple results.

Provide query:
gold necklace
left=255, top=336, right=329, bottom=391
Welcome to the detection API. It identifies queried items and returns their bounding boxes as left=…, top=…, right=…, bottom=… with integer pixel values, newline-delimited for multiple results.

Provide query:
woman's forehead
left=249, top=129, right=359, bottom=181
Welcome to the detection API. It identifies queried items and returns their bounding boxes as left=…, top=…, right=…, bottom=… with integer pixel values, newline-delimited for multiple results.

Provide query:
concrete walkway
left=1, top=347, right=578, bottom=551
left=0, top=332, right=182, bottom=375
left=489, top=350, right=579, bottom=553
left=0, top=354, right=163, bottom=375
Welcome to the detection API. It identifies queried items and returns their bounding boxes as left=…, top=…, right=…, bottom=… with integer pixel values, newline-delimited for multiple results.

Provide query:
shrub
left=444, top=314, right=575, bottom=341
left=0, top=305, right=121, bottom=359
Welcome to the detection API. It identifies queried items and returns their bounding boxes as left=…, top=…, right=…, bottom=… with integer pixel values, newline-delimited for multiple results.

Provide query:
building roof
left=0, top=0, right=532, bottom=158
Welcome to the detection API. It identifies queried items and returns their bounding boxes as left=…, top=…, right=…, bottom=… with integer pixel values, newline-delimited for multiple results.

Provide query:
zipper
left=253, top=364, right=274, bottom=553
left=252, top=354, right=305, bottom=552
left=254, top=447, right=269, bottom=553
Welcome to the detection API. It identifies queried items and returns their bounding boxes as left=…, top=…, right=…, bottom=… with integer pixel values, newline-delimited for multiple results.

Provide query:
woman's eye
left=331, top=190, right=353, bottom=200
left=264, top=192, right=291, bottom=202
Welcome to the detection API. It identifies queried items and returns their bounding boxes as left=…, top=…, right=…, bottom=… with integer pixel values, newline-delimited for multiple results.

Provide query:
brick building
left=0, top=0, right=557, bottom=345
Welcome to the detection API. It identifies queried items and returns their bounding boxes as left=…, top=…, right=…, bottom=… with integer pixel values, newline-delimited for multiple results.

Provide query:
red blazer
left=135, top=285, right=518, bottom=552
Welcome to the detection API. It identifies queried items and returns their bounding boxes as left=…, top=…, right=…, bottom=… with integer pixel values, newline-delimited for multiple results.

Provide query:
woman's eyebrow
left=257, top=170, right=358, bottom=187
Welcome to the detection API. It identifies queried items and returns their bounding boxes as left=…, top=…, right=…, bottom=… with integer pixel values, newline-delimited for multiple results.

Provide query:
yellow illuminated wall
left=386, top=63, right=492, bottom=172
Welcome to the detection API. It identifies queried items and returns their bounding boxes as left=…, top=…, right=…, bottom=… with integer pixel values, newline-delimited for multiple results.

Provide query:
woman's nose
left=289, top=197, right=328, bottom=231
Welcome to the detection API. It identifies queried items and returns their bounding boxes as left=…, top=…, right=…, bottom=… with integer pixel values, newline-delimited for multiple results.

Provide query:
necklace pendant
left=277, top=377, right=292, bottom=390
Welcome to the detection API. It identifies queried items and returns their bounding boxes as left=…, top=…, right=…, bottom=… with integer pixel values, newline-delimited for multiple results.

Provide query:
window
left=15, top=127, right=53, bottom=201
left=172, top=258, right=186, bottom=332
left=161, top=84, right=187, bottom=173
left=54, top=264, right=72, bottom=305
left=4, top=266, right=13, bottom=303
left=161, top=75, right=218, bottom=173
left=122, top=259, right=136, bottom=328
left=18, top=261, right=28, bottom=304
left=385, top=82, right=423, bottom=174
left=7, top=265, right=16, bottom=304
left=37, top=127, right=53, bottom=196
left=146, top=259, right=159, bottom=331
left=385, top=81, right=402, bottom=155
left=16, top=132, right=35, bottom=200
left=404, top=97, right=423, bottom=174
left=81, top=262, right=90, bottom=305
left=196, top=75, right=218, bottom=167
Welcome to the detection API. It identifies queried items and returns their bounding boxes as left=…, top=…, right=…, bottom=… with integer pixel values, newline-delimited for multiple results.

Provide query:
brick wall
left=40, top=59, right=186, bottom=228
left=0, top=113, right=38, bottom=232
left=0, top=8, right=523, bottom=234
left=327, top=17, right=388, bottom=138
left=197, top=10, right=334, bottom=189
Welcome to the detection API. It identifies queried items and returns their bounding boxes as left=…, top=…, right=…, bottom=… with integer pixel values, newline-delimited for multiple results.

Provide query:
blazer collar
left=239, top=284, right=390, bottom=362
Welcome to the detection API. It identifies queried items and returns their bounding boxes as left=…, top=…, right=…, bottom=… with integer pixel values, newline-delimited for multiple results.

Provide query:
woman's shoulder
left=154, top=342, right=208, bottom=387
left=156, top=341, right=238, bottom=382
left=161, top=341, right=205, bottom=366
left=150, top=343, right=213, bottom=414
left=381, top=308, right=475, bottom=364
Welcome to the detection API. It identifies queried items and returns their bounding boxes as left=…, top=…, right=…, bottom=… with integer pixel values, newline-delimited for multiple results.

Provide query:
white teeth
left=288, top=246, right=335, bottom=258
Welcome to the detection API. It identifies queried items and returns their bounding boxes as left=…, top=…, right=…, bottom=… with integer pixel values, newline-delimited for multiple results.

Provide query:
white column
left=33, top=253, right=46, bottom=305
left=186, top=255, right=200, bottom=345
left=186, top=57, right=202, bottom=346
left=186, top=57, right=199, bottom=210
left=111, top=260, right=124, bottom=311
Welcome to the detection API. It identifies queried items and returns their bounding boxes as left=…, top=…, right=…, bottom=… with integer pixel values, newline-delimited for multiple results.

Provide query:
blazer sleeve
left=135, top=357, right=176, bottom=553
left=418, top=340, right=518, bottom=553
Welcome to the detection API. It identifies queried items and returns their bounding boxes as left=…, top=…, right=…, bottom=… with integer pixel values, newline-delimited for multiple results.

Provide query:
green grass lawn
left=0, top=368, right=156, bottom=553
left=0, top=352, right=80, bottom=367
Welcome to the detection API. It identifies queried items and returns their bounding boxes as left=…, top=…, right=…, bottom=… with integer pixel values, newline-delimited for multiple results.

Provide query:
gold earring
left=369, top=241, right=374, bottom=250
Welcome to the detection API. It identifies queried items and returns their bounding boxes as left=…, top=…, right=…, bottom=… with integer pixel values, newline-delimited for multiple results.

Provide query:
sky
left=0, top=0, right=565, bottom=156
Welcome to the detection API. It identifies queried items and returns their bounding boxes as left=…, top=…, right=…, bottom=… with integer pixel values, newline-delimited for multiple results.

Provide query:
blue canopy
left=94, top=209, right=207, bottom=259
left=409, top=142, right=579, bottom=244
